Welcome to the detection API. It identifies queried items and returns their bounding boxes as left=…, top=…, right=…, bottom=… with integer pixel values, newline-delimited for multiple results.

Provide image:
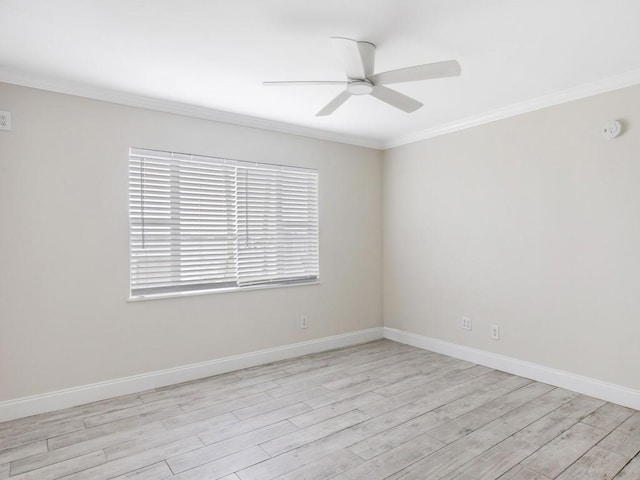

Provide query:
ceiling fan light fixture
left=347, top=80, right=373, bottom=95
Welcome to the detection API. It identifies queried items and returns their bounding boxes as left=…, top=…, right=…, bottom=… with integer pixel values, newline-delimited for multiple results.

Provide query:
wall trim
left=0, top=327, right=383, bottom=423
left=2, top=326, right=636, bottom=422
left=383, top=327, right=640, bottom=411
left=0, top=69, right=383, bottom=150
left=383, top=68, right=640, bottom=149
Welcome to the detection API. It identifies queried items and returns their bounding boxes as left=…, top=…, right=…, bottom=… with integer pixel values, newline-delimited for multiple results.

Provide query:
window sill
left=127, top=280, right=321, bottom=302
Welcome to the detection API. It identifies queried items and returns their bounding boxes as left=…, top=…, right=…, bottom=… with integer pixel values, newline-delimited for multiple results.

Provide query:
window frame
left=128, top=148, right=320, bottom=300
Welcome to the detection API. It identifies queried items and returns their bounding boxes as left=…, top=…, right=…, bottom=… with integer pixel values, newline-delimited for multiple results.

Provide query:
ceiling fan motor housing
left=347, top=80, right=374, bottom=95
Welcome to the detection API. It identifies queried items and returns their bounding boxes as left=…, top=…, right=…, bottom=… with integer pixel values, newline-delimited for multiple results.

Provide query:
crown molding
left=3, top=67, right=640, bottom=151
left=383, top=68, right=640, bottom=149
left=0, top=68, right=384, bottom=150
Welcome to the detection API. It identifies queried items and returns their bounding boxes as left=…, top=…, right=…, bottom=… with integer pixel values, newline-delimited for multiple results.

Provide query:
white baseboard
left=383, top=327, right=640, bottom=411
left=0, top=327, right=383, bottom=423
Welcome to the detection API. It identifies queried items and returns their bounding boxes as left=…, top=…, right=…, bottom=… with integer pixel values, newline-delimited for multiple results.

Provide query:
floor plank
left=260, top=410, right=369, bottom=456
left=274, top=449, right=363, bottom=480
left=332, top=433, right=444, bottom=480
left=9, top=451, right=105, bottom=480
left=111, top=461, right=174, bottom=480
left=171, top=447, right=268, bottom=480
left=599, top=412, right=640, bottom=459
left=167, top=421, right=297, bottom=474
left=10, top=422, right=165, bottom=475
left=0, top=442, right=48, bottom=466
left=59, top=436, right=203, bottom=480
left=613, top=453, right=640, bottom=479
left=554, top=445, right=628, bottom=480
left=498, top=465, right=551, bottom=480
left=582, top=403, right=635, bottom=432
left=520, top=422, right=609, bottom=478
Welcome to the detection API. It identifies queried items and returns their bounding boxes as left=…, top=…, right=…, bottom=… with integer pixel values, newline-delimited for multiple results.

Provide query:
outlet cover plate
left=491, top=324, right=500, bottom=340
left=0, top=111, right=11, bottom=131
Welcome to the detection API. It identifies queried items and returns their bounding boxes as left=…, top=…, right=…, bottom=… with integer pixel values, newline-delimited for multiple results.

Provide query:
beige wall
left=0, top=83, right=383, bottom=401
left=3, top=79, right=639, bottom=403
left=384, top=85, right=640, bottom=390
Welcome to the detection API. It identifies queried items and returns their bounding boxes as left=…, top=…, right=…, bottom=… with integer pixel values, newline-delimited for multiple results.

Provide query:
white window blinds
left=129, top=148, right=319, bottom=297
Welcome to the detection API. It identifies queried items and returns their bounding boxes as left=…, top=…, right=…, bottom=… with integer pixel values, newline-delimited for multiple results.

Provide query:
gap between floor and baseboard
left=383, top=327, right=640, bottom=411
left=2, top=325, right=638, bottom=423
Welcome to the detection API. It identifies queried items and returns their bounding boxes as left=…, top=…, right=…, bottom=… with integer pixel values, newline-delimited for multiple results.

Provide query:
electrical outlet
left=300, top=314, right=308, bottom=329
left=461, top=316, right=472, bottom=331
left=491, top=324, right=500, bottom=340
left=0, top=111, right=11, bottom=131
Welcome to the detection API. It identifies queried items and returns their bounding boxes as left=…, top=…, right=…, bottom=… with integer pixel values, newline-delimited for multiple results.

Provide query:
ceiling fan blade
left=263, top=81, right=347, bottom=86
left=330, top=37, right=375, bottom=79
left=369, top=60, right=461, bottom=85
left=370, top=86, right=423, bottom=113
left=316, top=90, right=352, bottom=116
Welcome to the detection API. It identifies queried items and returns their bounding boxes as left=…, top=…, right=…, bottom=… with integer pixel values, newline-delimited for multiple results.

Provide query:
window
left=128, top=148, right=319, bottom=298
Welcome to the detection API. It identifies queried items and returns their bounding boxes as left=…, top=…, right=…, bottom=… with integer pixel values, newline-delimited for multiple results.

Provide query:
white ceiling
left=1, top=0, right=640, bottom=148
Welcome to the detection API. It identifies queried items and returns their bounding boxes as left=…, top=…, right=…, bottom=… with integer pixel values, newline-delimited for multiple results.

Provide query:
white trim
left=4, top=68, right=640, bottom=151
left=127, top=280, right=321, bottom=302
left=0, top=327, right=383, bottom=422
left=0, top=69, right=383, bottom=150
left=383, top=68, right=640, bottom=149
left=383, top=327, right=640, bottom=410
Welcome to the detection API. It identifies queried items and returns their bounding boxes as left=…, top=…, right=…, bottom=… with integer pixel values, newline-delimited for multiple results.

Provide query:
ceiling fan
left=264, top=37, right=461, bottom=116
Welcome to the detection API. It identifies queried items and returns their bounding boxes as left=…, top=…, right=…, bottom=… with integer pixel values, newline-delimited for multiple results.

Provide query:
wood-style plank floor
left=1, top=340, right=639, bottom=480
